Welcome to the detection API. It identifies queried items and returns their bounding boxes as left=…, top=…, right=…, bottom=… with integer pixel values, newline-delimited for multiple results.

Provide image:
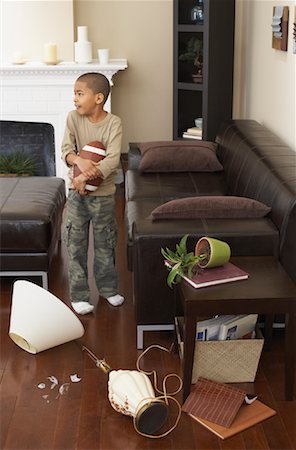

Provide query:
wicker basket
left=176, top=318, right=264, bottom=383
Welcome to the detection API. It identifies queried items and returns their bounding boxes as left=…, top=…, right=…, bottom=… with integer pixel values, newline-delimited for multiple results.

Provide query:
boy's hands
left=66, top=154, right=103, bottom=195
left=74, top=155, right=99, bottom=180
left=73, top=174, right=88, bottom=196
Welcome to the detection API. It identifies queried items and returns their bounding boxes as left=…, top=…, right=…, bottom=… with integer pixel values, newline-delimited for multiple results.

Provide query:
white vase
left=74, top=26, right=92, bottom=64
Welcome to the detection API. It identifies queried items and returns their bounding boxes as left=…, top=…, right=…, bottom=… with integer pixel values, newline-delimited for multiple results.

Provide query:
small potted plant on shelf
left=0, top=151, right=37, bottom=176
left=179, top=37, right=203, bottom=83
left=161, top=234, right=230, bottom=288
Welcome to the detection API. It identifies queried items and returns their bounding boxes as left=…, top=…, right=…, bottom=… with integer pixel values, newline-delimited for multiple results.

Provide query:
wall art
left=293, top=7, right=296, bottom=54
left=271, top=5, right=289, bottom=51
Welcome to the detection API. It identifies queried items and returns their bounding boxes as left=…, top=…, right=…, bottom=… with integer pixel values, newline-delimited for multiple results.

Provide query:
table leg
left=285, top=313, right=296, bottom=400
left=263, top=314, right=274, bottom=351
left=183, top=313, right=196, bottom=402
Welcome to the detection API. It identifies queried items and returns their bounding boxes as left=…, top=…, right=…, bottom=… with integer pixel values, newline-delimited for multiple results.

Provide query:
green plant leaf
left=167, top=261, right=182, bottom=288
left=0, top=151, right=37, bottom=175
left=161, top=247, right=180, bottom=263
left=179, top=234, right=189, bottom=253
left=161, top=234, right=206, bottom=288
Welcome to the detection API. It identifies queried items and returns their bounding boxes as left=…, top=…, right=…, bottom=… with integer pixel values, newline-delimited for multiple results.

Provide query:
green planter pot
left=195, top=237, right=231, bottom=268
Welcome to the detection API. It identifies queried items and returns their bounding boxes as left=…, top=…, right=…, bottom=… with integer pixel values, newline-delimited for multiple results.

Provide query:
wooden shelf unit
left=173, top=0, right=235, bottom=141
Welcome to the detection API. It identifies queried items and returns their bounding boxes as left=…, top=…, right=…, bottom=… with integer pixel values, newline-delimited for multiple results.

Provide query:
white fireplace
left=0, top=60, right=128, bottom=182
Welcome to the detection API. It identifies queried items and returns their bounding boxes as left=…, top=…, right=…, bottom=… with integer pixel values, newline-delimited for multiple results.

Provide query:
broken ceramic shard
left=70, top=374, right=82, bottom=383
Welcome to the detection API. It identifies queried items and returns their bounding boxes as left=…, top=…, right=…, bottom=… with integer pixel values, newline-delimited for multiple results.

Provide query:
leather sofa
left=0, top=177, right=66, bottom=289
left=125, top=120, right=296, bottom=348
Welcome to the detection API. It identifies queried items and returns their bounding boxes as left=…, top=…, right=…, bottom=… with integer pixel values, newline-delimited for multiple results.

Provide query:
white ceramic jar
left=74, top=26, right=92, bottom=64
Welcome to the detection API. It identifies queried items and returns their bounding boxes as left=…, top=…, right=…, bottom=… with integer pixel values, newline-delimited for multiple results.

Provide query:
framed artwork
left=293, top=7, right=296, bottom=54
left=271, top=5, right=289, bottom=51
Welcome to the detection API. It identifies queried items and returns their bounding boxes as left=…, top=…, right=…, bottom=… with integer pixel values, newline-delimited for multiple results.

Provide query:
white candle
left=44, top=43, right=57, bottom=64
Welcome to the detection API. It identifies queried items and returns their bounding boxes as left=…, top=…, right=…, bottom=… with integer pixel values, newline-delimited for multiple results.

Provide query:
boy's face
left=73, top=80, right=103, bottom=116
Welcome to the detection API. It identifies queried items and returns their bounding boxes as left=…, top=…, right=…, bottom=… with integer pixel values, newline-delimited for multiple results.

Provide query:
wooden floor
left=1, top=186, right=296, bottom=450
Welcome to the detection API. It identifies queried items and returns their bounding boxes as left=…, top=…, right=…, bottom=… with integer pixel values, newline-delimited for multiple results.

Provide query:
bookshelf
left=173, top=0, right=235, bottom=141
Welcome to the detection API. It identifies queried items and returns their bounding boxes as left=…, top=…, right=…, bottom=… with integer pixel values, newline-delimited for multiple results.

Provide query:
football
left=73, top=141, right=106, bottom=192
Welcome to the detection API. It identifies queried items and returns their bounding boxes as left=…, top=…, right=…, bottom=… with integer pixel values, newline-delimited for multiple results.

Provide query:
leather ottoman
left=0, top=176, right=66, bottom=288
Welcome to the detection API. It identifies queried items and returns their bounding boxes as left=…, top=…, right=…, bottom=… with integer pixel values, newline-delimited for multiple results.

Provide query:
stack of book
left=182, top=377, right=276, bottom=439
left=182, top=126, right=203, bottom=140
left=195, top=314, right=258, bottom=341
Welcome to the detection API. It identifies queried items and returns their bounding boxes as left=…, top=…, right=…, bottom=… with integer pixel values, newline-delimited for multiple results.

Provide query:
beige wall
left=233, top=0, right=296, bottom=149
left=75, top=0, right=295, bottom=151
left=1, top=1, right=74, bottom=63
left=1, top=0, right=295, bottom=151
left=74, top=0, right=173, bottom=152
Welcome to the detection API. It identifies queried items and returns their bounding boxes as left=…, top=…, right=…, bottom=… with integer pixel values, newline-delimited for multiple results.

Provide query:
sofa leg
left=0, top=271, right=48, bottom=290
left=137, top=324, right=175, bottom=350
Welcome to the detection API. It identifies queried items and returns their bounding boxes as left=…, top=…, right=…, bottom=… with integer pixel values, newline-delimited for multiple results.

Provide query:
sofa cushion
left=138, top=141, right=223, bottom=173
left=151, top=196, right=271, bottom=220
left=0, top=176, right=66, bottom=252
left=126, top=170, right=228, bottom=201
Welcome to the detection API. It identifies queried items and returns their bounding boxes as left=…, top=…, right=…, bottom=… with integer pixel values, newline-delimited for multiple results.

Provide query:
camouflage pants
left=63, top=190, right=118, bottom=302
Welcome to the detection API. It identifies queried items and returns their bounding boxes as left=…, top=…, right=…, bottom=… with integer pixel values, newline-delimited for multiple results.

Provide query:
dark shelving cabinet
left=173, top=0, right=235, bottom=141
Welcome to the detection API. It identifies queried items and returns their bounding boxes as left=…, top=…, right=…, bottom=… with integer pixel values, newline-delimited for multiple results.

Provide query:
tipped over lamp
left=83, top=346, right=182, bottom=438
left=9, top=280, right=84, bottom=354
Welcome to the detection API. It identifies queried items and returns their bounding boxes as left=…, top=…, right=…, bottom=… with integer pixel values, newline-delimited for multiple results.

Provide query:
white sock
left=71, top=301, right=94, bottom=315
left=106, top=294, right=124, bottom=306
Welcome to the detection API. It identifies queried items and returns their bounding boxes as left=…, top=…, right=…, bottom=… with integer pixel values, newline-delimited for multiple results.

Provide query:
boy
left=61, top=72, right=124, bottom=315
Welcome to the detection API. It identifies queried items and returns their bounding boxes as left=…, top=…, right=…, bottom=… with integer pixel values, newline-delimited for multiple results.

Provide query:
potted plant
left=0, top=151, right=37, bottom=176
left=161, top=235, right=231, bottom=288
left=195, top=237, right=231, bottom=269
left=161, top=234, right=205, bottom=288
left=179, top=37, right=203, bottom=83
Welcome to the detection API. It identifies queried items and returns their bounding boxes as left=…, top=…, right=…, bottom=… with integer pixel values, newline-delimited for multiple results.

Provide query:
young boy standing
left=61, top=72, right=124, bottom=315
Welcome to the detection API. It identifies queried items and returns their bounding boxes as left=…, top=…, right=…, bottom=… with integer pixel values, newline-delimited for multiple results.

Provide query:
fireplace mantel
left=0, top=60, right=127, bottom=82
left=0, top=60, right=128, bottom=182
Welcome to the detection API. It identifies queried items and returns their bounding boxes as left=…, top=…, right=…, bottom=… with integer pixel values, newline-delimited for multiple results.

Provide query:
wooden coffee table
left=177, top=256, right=296, bottom=402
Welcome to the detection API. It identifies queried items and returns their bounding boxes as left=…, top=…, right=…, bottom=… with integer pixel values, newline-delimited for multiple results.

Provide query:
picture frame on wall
left=293, top=7, right=296, bottom=54
left=271, top=5, right=289, bottom=51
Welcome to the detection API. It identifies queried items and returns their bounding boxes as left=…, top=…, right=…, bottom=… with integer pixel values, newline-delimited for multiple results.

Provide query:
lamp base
left=135, top=400, right=169, bottom=435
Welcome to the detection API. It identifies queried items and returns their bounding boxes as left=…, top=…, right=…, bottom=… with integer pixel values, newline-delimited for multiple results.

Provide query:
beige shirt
left=61, top=110, right=122, bottom=196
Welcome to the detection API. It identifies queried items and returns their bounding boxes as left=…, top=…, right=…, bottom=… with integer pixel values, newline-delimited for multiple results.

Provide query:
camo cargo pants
left=63, top=190, right=118, bottom=302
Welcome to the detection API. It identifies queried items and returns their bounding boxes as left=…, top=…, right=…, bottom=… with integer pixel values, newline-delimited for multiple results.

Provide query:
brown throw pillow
left=138, top=140, right=223, bottom=172
left=151, top=196, right=271, bottom=220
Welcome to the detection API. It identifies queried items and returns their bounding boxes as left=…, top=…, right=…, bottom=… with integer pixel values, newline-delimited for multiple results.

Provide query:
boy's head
left=76, top=72, right=110, bottom=104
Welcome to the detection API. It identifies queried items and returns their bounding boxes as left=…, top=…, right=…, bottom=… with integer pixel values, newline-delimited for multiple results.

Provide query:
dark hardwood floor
left=1, top=186, right=296, bottom=450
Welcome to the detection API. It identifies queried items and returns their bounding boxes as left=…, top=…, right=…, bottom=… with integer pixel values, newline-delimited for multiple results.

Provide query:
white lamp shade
left=9, top=280, right=85, bottom=354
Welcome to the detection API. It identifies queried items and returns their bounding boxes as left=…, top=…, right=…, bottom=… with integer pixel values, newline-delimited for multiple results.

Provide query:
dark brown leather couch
left=125, top=120, right=296, bottom=348
left=0, top=177, right=66, bottom=289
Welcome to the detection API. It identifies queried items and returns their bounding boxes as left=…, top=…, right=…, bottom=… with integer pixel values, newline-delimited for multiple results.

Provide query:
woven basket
left=177, top=321, right=264, bottom=383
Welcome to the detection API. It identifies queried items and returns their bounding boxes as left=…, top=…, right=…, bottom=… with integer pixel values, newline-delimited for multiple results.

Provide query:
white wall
left=0, top=0, right=74, bottom=63
left=233, top=0, right=296, bottom=149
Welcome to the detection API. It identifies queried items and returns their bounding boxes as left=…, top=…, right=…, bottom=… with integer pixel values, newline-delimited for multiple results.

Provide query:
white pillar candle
left=44, top=43, right=57, bottom=64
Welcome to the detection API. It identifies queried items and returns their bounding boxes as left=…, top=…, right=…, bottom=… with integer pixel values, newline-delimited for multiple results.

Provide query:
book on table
left=164, top=261, right=249, bottom=289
